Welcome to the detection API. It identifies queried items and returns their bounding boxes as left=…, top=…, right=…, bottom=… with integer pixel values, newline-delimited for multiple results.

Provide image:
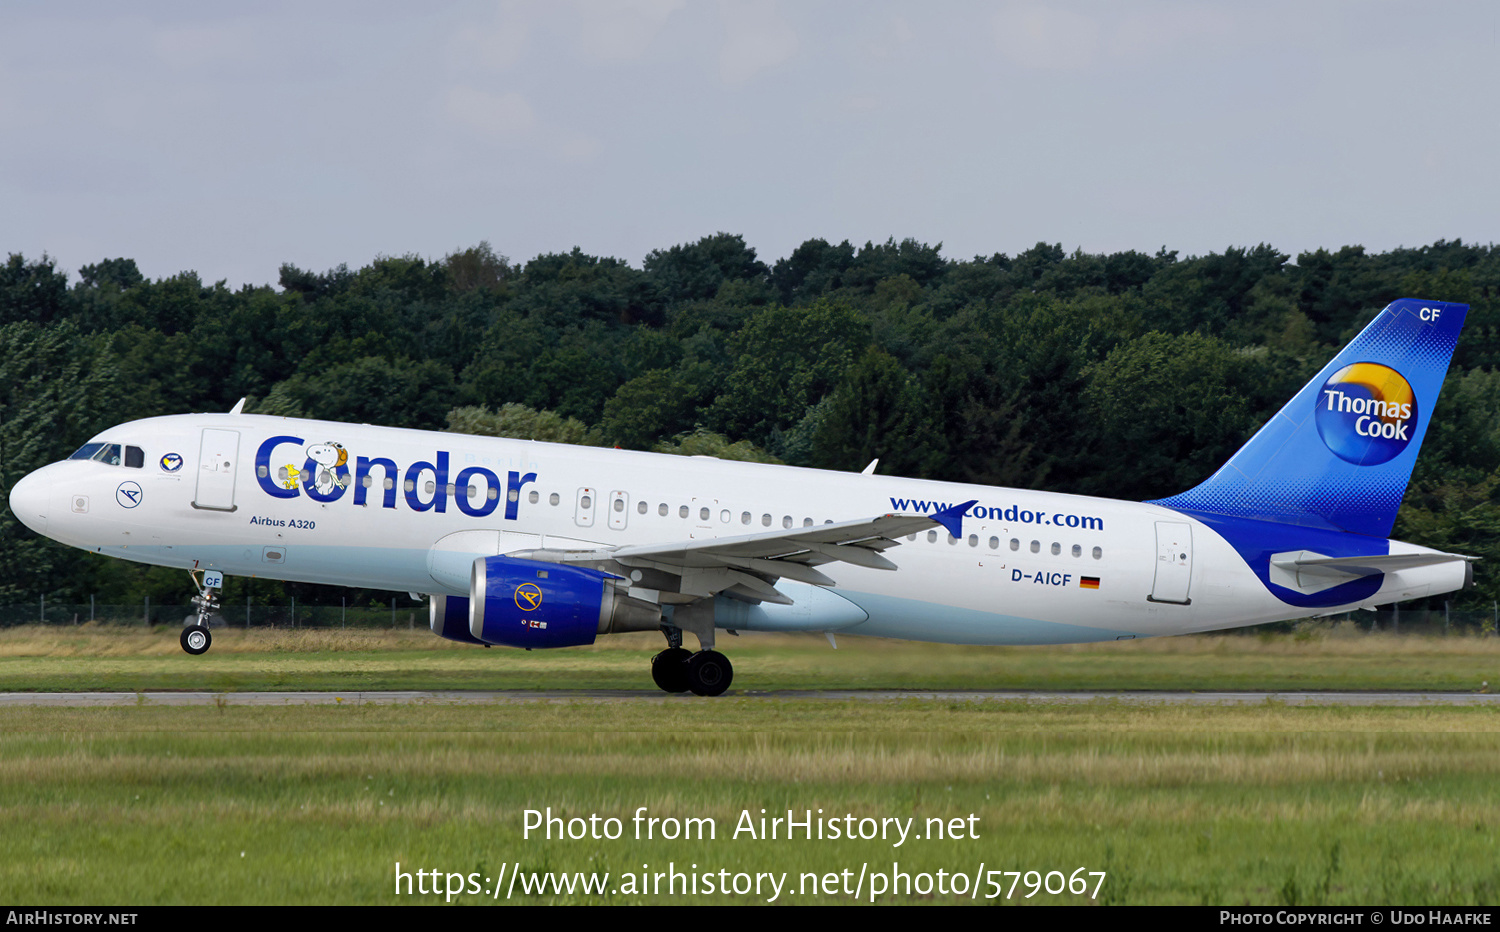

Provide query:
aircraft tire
left=180, top=624, right=211, bottom=656
left=651, top=647, right=692, bottom=693
left=686, top=650, right=732, bottom=697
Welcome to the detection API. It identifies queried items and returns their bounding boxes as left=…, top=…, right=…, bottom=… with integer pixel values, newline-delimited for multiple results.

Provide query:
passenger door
left=193, top=429, right=239, bottom=512
left=1149, top=521, right=1193, bottom=604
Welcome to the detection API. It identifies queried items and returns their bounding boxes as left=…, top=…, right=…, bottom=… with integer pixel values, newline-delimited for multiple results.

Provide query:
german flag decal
left=1080, top=576, right=1100, bottom=589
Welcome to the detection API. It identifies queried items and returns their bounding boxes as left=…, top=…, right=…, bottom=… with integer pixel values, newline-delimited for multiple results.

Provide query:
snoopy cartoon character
left=304, top=442, right=350, bottom=495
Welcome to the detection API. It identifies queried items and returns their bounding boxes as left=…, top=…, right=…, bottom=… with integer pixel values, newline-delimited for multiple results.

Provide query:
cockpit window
left=67, top=442, right=143, bottom=467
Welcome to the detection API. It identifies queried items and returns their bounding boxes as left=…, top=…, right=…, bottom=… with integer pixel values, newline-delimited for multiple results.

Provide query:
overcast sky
left=3, top=1, right=1497, bottom=288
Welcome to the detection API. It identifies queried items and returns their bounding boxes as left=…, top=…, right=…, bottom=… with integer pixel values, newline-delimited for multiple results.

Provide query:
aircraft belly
left=108, top=543, right=435, bottom=593
left=833, top=589, right=1139, bottom=645
left=713, top=582, right=868, bottom=632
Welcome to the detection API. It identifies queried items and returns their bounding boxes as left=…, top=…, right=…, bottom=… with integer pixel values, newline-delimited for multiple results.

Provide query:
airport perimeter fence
left=0, top=600, right=1497, bottom=635
left=0, top=598, right=428, bottom=630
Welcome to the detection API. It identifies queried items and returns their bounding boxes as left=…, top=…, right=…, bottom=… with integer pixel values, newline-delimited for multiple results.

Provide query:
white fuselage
left=8, top=413, right=1466, bottom=644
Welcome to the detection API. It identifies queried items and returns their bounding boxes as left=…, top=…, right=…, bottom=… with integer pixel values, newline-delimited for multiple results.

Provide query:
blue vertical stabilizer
left=1148, top=298, right=1467, bottom=538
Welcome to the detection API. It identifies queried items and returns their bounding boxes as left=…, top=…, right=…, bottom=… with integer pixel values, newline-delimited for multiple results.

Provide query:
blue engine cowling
left=430, top=595, right=486, bottom=645
left=469, top=555, right=620, bottom=649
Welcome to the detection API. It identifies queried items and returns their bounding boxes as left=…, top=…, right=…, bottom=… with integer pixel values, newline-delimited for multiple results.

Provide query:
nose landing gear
left=180, top=624, right=211, bottom=655
left=180, top=569, right=223, bottom=656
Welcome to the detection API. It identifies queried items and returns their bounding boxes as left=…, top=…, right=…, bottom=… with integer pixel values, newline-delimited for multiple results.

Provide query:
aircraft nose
left=9, top=468, right=50, bottom=535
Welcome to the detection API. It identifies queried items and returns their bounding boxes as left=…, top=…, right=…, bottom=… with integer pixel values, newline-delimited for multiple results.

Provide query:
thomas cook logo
left=1315, top=362, right=1417, bottom=466
left=160, top=453, right=183, bottom=472
left=514, top=583, right=543, bottom=611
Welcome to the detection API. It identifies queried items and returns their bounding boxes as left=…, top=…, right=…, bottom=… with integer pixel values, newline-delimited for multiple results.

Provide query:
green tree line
left=1, top=235, right=1497, bottom=612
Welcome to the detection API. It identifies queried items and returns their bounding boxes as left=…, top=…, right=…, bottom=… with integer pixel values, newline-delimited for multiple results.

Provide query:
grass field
left=2, top=626, right=1499, bottom=906
left=1, top=701, right=1499, bottom=905
left=1, top=622, right=1498, bottom=693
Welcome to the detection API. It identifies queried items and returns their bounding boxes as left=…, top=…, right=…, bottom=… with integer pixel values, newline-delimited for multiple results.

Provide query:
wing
left=512, top=499, right=977, bottom=606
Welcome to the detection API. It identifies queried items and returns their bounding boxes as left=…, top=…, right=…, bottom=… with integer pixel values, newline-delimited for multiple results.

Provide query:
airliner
left=6, top=299, right=1475, bottom=695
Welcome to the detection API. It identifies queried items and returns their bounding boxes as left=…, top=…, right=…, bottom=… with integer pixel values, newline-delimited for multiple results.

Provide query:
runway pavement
left=1, top=690, right=1497, bottom=706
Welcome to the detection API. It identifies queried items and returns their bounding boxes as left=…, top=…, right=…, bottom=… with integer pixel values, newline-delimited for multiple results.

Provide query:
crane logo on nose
left=116, top=482, right=143, bottom=509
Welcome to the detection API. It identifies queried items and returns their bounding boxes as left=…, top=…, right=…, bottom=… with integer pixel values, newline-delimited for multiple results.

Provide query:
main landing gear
left=180, top=569, right=223, bottom=656
left=651, top=624, right=733, bottom=696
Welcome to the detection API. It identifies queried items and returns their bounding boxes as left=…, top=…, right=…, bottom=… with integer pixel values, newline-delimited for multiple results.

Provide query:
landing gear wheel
left=686, top=650, right=733, bottom=697
left=651, top=647, right=692, bottom=693
left=180, top=624, right=211, bottom=656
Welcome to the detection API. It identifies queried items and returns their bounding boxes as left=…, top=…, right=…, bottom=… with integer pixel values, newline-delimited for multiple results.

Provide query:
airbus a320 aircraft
left=7, top=299, right=1475, bottom=695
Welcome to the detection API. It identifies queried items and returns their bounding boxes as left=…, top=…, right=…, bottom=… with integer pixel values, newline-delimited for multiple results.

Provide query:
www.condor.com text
left=394, top=861, right=1105, bottom=903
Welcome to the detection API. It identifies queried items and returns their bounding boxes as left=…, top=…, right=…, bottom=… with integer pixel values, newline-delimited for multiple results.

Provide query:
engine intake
left=469, top=555, right=661, bottom=648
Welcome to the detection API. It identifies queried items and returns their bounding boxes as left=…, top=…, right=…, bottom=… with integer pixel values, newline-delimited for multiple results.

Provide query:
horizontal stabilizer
left=1271, top=550, right=1476, bottom=579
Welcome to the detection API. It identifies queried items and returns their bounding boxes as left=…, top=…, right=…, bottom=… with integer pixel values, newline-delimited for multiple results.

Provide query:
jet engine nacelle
left=469, top=555, right=662, bottom=649
left=430, top=595, right=487, bottom=645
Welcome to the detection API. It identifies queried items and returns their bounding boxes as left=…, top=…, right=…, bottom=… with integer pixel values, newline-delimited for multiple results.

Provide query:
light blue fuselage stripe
left=103, top=543, right=1135, bottom=645
left=835, top=590, right=1138, bottom=645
